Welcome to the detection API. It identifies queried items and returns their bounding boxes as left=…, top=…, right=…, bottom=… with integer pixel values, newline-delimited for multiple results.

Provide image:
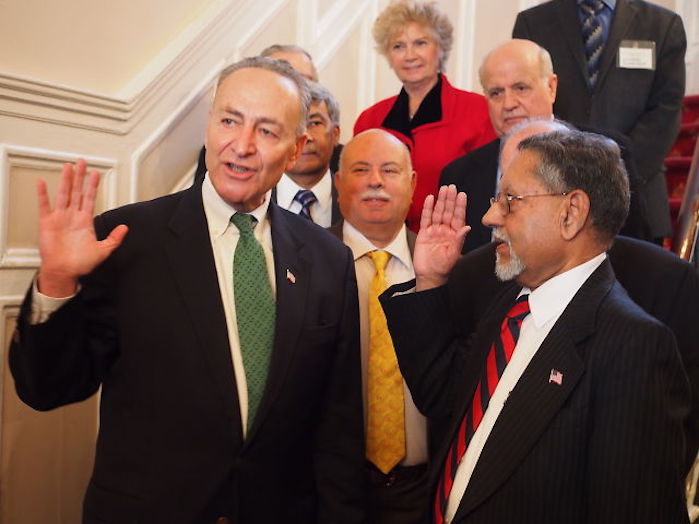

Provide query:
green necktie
left=231, top=213, right=276, bottom=432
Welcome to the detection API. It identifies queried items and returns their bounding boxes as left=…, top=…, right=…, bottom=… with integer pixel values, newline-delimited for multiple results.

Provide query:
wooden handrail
left=672, top=134, right=699, bottom=262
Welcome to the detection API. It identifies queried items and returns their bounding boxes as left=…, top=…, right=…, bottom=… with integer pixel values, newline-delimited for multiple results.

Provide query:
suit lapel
left=164, top=186, right=243, bottom=439
left=596, top=0, right=637, bottom=90
left=554, top=0, right=589, bottom=83
left=453, top=260, right=616, bottom=519
left=245, top=203, right=313, bottom=443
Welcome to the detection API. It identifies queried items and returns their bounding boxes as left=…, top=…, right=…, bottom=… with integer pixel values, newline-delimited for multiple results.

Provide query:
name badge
left=617, top=40, right=655, bottom=70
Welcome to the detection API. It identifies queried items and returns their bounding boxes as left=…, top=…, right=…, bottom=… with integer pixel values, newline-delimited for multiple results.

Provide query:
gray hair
left=518, top=130, right=630, bottom=245
left=500, top=117, right=574, bottom=154
left=373, top=0, right=453, bottom=71
left=260, top=44, right=318, bottom=82
left=308, top=82, right=340, bottom=128
left=216, top=56, right=311, bottom=137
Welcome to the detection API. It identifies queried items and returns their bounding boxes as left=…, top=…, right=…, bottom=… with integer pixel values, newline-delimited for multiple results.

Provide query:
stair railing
left=672, top=134, right=699, bottom=263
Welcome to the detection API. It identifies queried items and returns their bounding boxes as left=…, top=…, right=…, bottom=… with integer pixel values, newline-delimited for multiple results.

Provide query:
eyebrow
left=349, top=161, right=402, bottom=169
left=308, top=112, right=328, bottom=121
left=220, top=108, right=284, bottom=130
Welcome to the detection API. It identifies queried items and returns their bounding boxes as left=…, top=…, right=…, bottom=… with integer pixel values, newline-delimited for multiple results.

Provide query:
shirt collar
left=577, top=0, right=616, bottom=10
left=520, top=252, right=607, bottom=329
left=201, top=173, right=271, bottom=238
left=342, top=221, right=413, bottom=271
left=276, top=170, right=332, bottom=212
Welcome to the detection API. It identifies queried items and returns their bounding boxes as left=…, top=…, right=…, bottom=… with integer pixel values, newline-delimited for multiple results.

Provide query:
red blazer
left=354, top=74, right=496, bottom=230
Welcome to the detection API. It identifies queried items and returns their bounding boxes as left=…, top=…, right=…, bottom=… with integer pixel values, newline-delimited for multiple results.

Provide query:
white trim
left=0, top=145, right=117, bottom=268
left=0, top=0, right=291, bottom=136
left=455, top=0, right=477, bottom=90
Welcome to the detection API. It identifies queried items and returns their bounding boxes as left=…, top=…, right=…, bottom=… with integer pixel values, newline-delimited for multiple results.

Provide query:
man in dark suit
left=513, top=0, right=687, bottom=242
left=440, top=39, right=649, bottom=252
left=9, top=57, right=365, bottom=523
left=330, top=129, right=427, bottom=524
left=382, top=130, right=689, bottom=522
left=274, top=82, right=342, bottom=226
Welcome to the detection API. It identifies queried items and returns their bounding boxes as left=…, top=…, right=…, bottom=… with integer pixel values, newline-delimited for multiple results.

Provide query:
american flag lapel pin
left=286, top=268, right=296, bottom=284
left=549, top=368, right=563, bottom=386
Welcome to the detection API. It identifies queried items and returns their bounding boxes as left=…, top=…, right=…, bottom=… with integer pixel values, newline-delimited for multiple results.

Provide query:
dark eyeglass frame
left=489, top=191, right=569, bottom=215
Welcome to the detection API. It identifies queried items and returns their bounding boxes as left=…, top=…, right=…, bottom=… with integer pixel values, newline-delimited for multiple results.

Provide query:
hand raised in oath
left=36, top=159, right=128, bottom=297
left=413, top=185, right=470, bottom=291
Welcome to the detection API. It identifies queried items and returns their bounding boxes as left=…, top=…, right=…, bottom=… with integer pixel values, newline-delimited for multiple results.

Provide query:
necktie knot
left=506, top=293, right=530, bottom=321
left=581, top=0, right=604, bottom=14
left=294, top=189, right=317, bottom=221
left=369, top=250, right=391, bottom=274
left=231, top=213, right=257, bottom=237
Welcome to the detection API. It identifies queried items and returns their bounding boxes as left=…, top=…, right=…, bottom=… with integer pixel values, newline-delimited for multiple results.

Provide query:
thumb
left=100, top=224, right=129, bottom=255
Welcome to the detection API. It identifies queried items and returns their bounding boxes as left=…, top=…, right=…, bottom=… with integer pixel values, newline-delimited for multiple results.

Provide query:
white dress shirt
left=445, top=252, right=606, bottom=522
left=343, top=221, right=429, bottom=466
left=276, top=171, right=333, bottom=227
left=31, top=174, right=277, bottom=438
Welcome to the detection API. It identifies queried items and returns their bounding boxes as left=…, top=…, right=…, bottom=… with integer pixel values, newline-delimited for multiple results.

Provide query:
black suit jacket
left=10, top=184, right=365, bottom=523
left=382, top=256, right=690, bottom=522
left=513, top=0, right=687, bottom=238
left=440, top=131, right=651, bottom=254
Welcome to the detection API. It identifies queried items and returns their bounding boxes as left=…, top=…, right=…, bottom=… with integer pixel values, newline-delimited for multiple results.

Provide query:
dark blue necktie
left=581, top=0, right=606, bottom=89
left=293, top=189, right=317, bottom=221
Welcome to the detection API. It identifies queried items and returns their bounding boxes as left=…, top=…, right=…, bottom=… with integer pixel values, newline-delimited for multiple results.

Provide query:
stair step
left=665, top=156, right=692, bottom=168
left=668, top=125, right=699, bottom=157
left=683, top=95, right=699, bottom=124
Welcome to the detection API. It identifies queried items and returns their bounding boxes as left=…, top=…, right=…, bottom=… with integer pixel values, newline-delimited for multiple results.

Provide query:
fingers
left=420, top=194, right=435, bottom=230
left=450, top=191, right=468, bottom=231
left=70, top=158, right=87, bottom=210
left=54, top=162, right=74, bottom=210
left=37, top=179, right=51, bottom=218
left=83, top=170, right=101, bottom=215
left=432, top=185, right=447, bottom=227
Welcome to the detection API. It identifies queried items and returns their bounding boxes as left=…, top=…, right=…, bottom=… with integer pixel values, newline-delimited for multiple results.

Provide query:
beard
left=493, top=230, right=526, bottom=281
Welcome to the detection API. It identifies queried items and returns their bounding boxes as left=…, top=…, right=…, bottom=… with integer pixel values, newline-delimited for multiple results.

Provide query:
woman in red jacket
left=354, top=0, right=495, bottom=231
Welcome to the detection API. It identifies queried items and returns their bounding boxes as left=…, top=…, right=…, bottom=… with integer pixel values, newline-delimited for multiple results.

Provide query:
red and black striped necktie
left=434, top=293, right=530, bottom=524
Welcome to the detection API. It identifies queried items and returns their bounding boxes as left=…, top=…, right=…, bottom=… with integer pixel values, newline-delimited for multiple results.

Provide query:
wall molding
left=0, top=145, right=117, bottom=268
left=0, top=0, right=289, bottom=136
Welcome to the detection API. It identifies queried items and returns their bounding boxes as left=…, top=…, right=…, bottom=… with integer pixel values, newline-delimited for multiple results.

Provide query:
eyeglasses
left=489, top=191, right=568, bottom=215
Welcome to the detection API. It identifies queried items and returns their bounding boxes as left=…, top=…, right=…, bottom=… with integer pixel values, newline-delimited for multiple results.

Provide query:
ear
left=331, top=125, right=340, bottom=146
left=548, top=74, right=559, bottom=103
left=560, top=189, right=590, bottom=240
left=285, top=134, right=308, bottom=171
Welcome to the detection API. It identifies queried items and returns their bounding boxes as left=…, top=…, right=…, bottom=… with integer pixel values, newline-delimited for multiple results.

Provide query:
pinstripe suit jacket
left=382, top=258, right=690, bottom=523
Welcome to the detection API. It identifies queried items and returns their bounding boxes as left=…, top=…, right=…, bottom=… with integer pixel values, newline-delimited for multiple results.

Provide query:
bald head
left=480, top=39, right=558, bottom=136
left=336, top=129, right=415, bottom=247
left=500, top=118, right=573, bottom=171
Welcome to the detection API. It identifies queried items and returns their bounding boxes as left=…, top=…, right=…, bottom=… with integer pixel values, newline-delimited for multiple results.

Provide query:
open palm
left=413, top=185, right=470, bottom=291
left=37, top=159, right=128, bottom=297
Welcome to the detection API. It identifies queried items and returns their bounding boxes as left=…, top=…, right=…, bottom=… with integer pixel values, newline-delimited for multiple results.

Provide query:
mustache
left=359, top=190, right=391, bottom=201
left=492, top=230, right=510, bottom=245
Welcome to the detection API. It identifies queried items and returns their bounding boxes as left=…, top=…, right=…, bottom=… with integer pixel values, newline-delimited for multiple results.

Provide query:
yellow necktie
left=366, top=250, right=406, bottom=473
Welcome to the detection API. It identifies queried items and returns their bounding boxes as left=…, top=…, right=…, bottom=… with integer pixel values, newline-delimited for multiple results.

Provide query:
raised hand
left=36, top=159, right=128, bottom=297
left=413, top=185, right=470, bottom=291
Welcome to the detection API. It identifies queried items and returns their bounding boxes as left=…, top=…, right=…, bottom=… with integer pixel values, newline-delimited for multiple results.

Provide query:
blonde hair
left=372, top=0, right=453, bottom=71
